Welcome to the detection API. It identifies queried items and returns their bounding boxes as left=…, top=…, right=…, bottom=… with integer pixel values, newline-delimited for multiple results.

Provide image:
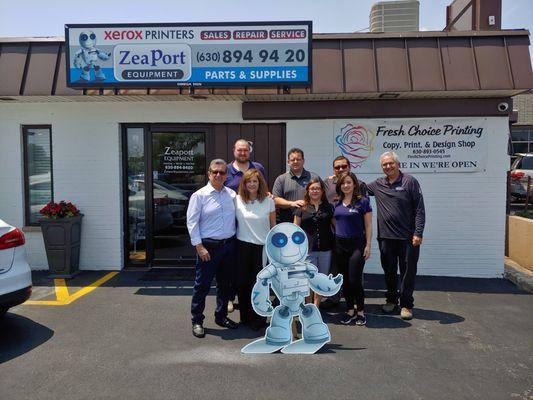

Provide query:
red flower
left=39, top=200, right=80, bottom=219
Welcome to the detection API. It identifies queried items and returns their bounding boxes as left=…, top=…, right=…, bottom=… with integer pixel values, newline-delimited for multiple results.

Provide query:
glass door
left=150, top=131, right=206, bottom=266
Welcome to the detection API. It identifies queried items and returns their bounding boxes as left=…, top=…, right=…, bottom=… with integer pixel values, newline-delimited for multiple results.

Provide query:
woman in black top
left=294, top=177, right=335, bottom=307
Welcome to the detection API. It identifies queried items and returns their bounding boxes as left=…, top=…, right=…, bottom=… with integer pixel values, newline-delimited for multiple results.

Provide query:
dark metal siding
left=242, top=98, right=513, bottom=120
left=0, top=44, right=29, bottom=95
left=208, top=123, right=285, bottom=189
left=343, top=40, right=377, bottom=92
left=407, top=38, right=445, bottom=91
left=0, top=31, right=531, bottom=97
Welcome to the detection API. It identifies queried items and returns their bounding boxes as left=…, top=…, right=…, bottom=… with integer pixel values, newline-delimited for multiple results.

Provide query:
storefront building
left=0, top=26, right=531, bottom=277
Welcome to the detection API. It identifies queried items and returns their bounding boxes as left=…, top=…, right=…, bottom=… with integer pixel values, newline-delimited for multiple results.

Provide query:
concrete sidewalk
left=505, top=256, right=533, bottom=294
left=1, top=271, right=532, bottom=400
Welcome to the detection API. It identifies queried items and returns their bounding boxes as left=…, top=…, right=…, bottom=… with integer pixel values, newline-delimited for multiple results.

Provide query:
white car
left=510, top=153, right=533, bottom=201
left=0, top=219, right=32, bottom=317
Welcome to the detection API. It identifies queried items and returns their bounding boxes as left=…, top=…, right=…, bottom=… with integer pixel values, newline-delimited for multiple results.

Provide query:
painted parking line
left=24, top=271, right=119, bottom=306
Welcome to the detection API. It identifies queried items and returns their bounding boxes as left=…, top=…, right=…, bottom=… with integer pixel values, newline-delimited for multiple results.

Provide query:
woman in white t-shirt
left=235, top=169, right=276, bottom=331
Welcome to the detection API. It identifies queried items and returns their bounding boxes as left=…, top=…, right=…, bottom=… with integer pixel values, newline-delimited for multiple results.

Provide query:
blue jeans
left=191, top=238, right=236, bottom=324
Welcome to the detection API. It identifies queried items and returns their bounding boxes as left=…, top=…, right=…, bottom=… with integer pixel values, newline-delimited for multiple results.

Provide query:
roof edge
left=313, top=29, right=531, bottom=40
left=0, top=29, right=530, bottom=43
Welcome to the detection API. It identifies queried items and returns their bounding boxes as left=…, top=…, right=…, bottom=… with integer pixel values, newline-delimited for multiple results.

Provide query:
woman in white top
left=235, top=169, right=276, bottom=330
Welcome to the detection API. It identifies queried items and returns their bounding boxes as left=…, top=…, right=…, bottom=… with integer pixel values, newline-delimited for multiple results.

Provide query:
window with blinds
left=22, top=126, right=53, bottom=226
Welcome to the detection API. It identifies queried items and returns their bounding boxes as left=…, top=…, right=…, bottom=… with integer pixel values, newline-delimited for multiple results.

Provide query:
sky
left=0, top=0, right=531, bottom=37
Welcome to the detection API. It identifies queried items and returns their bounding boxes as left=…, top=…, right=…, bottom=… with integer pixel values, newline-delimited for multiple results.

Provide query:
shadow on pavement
left=30, top=271, right=529, bottom=296
left=321, top=302, right=464, bottom=328
left=207, top=326, right=265, bottom=340
left=135, top=287, right=194, bottom=296
left=0, top=313, right=54, bottom=364
left=322, top=343, right=366, bottom=353
left=365, top=273, right=528, bottom=295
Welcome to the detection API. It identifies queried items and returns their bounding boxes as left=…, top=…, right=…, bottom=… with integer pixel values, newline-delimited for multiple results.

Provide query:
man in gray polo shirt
left=367, top=151, right=425, bottom=321
left=324, top=155, right=367, bottom=203
left=272, top=148, right=319, bottom=223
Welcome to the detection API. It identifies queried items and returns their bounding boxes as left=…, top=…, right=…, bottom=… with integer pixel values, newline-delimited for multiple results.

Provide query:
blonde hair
left=238, top=169, right=268, bottom=203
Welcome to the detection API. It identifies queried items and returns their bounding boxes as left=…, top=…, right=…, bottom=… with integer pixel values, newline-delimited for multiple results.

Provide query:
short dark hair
left=332, top=155, right=350, bottom=167
left=287, top=148, right=304, bottom=159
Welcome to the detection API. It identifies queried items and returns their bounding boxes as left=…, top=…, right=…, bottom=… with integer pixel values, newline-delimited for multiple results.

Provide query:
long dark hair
left=336, top=172, right=362, bottom=207
left=303, top=177, right=328, bottom=207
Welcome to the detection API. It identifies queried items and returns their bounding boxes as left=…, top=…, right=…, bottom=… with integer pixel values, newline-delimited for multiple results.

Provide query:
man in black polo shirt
left=272, top=148, right=318, bottom=223
left=367, top=151, right=425, bottom=320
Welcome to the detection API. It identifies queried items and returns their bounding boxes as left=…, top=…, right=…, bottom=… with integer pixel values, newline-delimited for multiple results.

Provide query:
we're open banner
left=333, top=118, right=490, bottom=173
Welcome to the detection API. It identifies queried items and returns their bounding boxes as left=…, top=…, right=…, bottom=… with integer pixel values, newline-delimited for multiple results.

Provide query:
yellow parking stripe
left=54, top=279, right=70, bottom=302
left=66, top=272, right=119, bottom=303
left=24, top=271, right=119, bottom=306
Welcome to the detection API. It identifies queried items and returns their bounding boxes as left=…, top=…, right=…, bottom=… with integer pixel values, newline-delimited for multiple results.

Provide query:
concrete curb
left=504, top=257, right=533, bottom=293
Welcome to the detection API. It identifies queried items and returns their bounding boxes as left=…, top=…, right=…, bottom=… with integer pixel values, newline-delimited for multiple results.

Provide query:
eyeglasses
left=334, top=164, right=349, bottom=170
left=309, top=187, right=322, bottom=192
left=210, top=170, right=227, bottom=176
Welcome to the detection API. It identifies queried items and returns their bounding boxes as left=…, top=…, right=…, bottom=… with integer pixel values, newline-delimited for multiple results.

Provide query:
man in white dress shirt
left=187, top=159, right=239, bottom=338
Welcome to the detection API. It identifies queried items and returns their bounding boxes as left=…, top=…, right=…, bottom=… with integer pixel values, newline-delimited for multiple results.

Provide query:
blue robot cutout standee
left=241, top=223, right=343, bottom=354
left=74, top=31, right=110, bottom=82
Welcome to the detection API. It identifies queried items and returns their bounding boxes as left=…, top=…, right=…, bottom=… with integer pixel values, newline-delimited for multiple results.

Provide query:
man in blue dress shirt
left=187, top=159, right=239, bottom=338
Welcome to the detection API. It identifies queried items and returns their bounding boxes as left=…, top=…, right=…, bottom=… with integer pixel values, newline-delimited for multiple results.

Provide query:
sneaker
left=192, top=323, right=205, bottom=338
left=227, top=300, right=234, bottom=313
left=382, top=302, right=397, bottom=313
left=400, top=307, right=413, bottom=320
left=340, top=313, right=356, bottom=325
left=355, top=314, right=367, bottom=326
left=215, top=316, right=239, bottom=329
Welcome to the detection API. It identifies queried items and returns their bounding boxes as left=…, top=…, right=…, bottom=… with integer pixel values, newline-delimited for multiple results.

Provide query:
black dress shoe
left=215, top=317, right=239, bottom=329
left=192, top=323, right=205, bottom=338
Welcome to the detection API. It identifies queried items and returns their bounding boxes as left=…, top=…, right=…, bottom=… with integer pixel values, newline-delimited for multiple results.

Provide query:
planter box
left=507, top=215, right=533, bottom=272
left=40, top=214, right=83, bottom=278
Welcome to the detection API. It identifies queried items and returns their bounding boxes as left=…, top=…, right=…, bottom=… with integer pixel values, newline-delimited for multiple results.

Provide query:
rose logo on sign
left=335, top=124, right=375, bottom=168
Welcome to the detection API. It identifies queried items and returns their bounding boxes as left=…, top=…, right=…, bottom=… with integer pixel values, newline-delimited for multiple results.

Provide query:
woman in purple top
left=334, top=172, right=372, bottom=326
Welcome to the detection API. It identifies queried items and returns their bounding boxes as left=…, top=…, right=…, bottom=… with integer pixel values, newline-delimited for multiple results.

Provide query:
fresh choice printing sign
left=333, top=118, right=490, bottom=173
left=65, top=22, right=311, bottom=88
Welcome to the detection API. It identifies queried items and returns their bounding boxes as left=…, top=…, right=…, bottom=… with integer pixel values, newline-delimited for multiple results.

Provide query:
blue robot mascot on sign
left=241, top=223, right=343, bottom=354
left=74, top=31, right=110, bottom=82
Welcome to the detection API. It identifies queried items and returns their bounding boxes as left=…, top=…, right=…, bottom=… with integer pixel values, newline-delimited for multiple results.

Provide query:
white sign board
left=65, top=22, right=312, bottom=88
left=333, top=118, right=489, bottom=173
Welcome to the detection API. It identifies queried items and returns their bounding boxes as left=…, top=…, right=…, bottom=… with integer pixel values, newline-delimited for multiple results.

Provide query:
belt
left=335, top=235, right=364, bottom=243
left=202, top=236, right=235, bottom=248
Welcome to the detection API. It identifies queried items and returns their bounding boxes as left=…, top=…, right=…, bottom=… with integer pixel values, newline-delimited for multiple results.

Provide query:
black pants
left=378, top=238, right=420, bottom=309
left=236, top=239, right=267, bottom=326
left=190, top=238, right=235, bottom=324
left=335, top=236, right=366, bottom=312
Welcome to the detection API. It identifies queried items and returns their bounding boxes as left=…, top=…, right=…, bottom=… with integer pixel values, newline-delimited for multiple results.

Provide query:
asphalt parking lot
left=1, top=271, right=532, bottom=400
